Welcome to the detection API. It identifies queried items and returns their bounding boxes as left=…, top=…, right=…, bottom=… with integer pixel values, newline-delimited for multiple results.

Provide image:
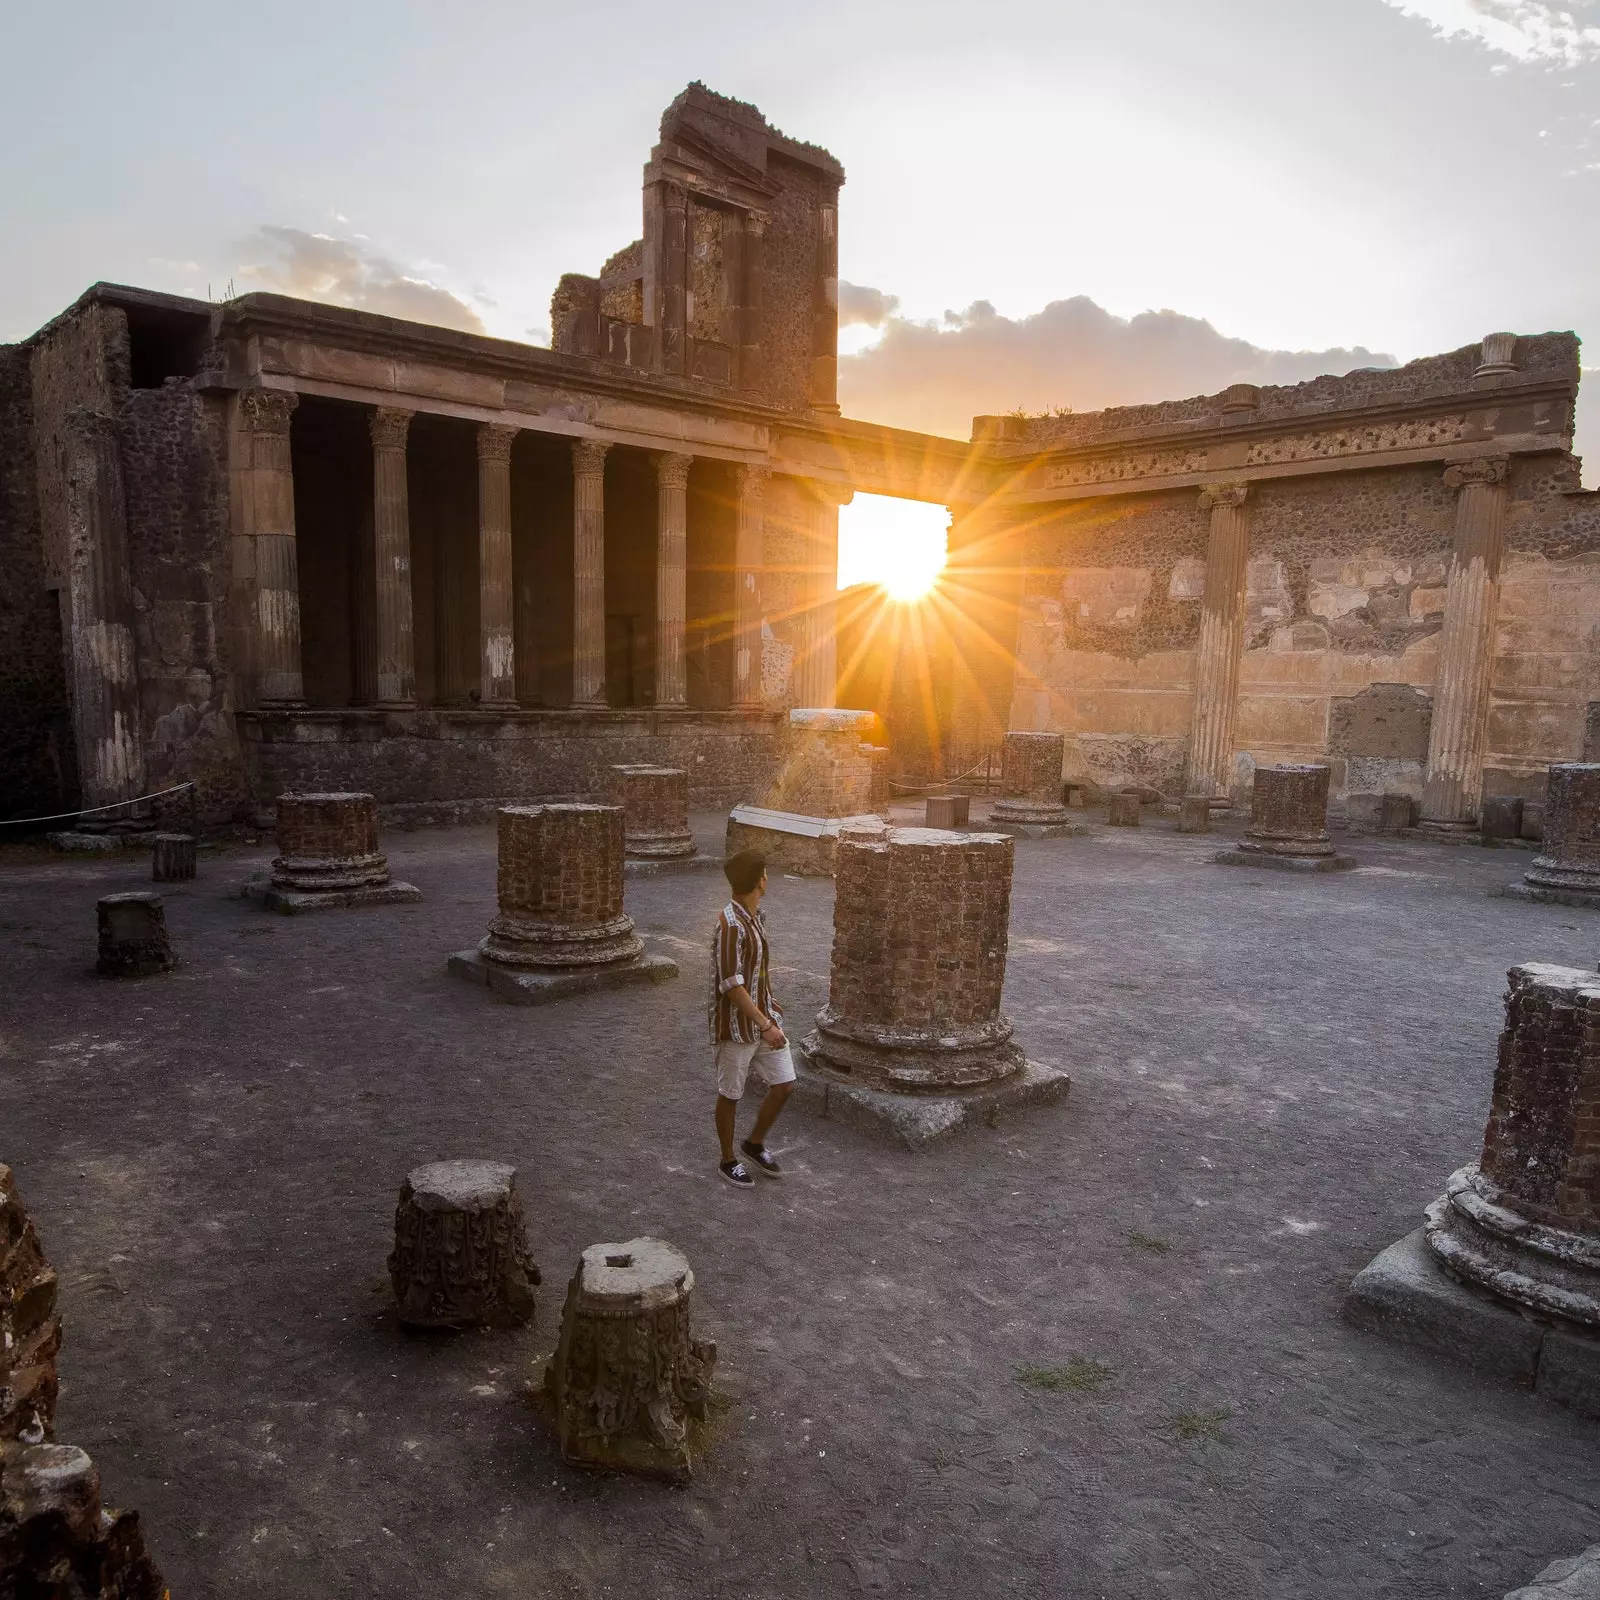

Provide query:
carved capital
left=477, top=423, right=517, bottom=466
left=1475, top=332, right=1518, bottom=377
left=1199, top=481, right=1249, bottom=511
left=369, top=407, right=414, bottom=451
left=655, top=452, right=692, bottom=491
left=743, top=212, right=767, bottom=238
left=1443, top=455, right=1509, bottom=490
left=572, top=438, right=611, bottom=478
left=735, top=463, right=770, bottom=503
left=238, top=388, right=297, bottom=436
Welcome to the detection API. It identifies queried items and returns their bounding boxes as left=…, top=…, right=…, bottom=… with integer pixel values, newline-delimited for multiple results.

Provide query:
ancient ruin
left=610, top=764, right=696, bottom=861
left=541, top=1237, right=716, bottom=1482
left=389, top=1161, right=540, bottom=1330
left=448, top=803, right=677, bottom=1002
left=95, top=892, right=176, bottom=978
left=1107, top=792, right=1141, bottom=827
left=797, top=824, right=1067, bottom=1145
left=1347, top=963, right=1600, bottom=1414
left=149, top=832, right=195, bottom=882
left=1177, top=795, right=1212, bottom=834
left=1, top=1166, right=59, bottom=1446
left=1504, top=764, right=1600, bottom=908
left=990, top=731, right=1079, bottom=838
left=924, top=793, right=970, bottom=829
left=248, top=791, right=421, bottom=912
left=1216, top=763, right=1355, bottom=872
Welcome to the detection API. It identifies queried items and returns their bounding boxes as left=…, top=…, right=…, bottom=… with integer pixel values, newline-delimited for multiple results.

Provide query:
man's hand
left=760, top=1019, right=787, bottom=1048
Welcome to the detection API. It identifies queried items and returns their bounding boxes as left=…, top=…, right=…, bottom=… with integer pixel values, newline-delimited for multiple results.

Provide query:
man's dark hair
left=724, top=849, right=767, bottom=895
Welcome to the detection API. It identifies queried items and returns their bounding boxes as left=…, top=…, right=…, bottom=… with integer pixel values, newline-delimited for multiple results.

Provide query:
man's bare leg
left=747, top=1080, right=793, bottom=1148
left=716, top=1094, right=740, bottom=1162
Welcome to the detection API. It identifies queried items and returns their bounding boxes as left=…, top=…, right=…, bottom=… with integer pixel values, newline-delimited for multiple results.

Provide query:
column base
left=1213, top=847, right=1357, bottom=873
left=244, top=877, right=422, bottom=913
left=1496, top=881, right=1600, bottom=911
left=447, top=947, right=678, bottom=1005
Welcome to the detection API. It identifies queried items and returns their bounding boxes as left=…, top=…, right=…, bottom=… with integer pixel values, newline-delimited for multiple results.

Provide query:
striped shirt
left=709, top=899, right=782, bottom=1044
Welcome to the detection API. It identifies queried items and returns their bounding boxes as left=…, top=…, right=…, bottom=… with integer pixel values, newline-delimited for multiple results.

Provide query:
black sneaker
left=719, top=1158, right=755, bottom=1188
left=740, top=1140, right=783, bottom=1178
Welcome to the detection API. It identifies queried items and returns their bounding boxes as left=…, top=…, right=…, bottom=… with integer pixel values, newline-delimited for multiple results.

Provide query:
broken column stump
left=249, top=791, right=421, bottom=913
left=1379, top=792, right=1416, bottom=834
left=541, top=1237, right=716, bottom=1482
left=1, top=1166, right=61, bottom=1445
left=990, top=732, right=1081, bottom=838
left=1503, top=764, right=1600, bottom=909
left=1107, top=792, right=1141, bottom=827
left=1479, top=795, right=1524, bottom=845
left=447, top=804, right=677, bottom=1003
left=1177, top=795, right=1212, bottom=834
left=95, top=893, right=176, bottom=978
left=388, top=1161, right=540, bottom=1330
left=1215, top=763, right=1355, bottom=872
left=1346, top=964, right=1600, bottom=1417
left=924, top=794, right=970, bottom=829
left=796, top=825, right=1068, bottom=1147
left=0, top=1440, right=168, bottom=1599
left=149, top=832, right=196, bottom=883
left=610, top=764, right=696, bottom=861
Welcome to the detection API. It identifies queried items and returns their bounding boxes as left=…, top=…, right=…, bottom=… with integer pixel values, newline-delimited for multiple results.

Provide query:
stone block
left=1536, top=1327, right=1600, bottom=1419
left=1480, top=795, right=1525, bottom=844
left=1177, top=795, right=1212, bottom=834
left=95, top=893, right=176, bottom=978
left=150, top=832, right=196, bottom=882
left=388, top=1160, right=540, bottom=1330
left=1379, top=792, right=1416, bottom=833
left=924, top=794, right=969, bottom=829
left=1107, top=793, right=1141, bottom=827
left=1506, top=1544, right=1600, bottom=1599
left=1214, top=848, right=1357, bottom=873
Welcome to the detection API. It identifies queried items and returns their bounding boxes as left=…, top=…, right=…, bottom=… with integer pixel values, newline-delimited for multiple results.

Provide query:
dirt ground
left=2, top=811, right=1599, bottom=1600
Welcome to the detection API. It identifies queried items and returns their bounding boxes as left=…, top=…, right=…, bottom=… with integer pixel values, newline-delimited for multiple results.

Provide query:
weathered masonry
left=2, top=80, right=1596, bottom=831
left=964, top=339, right=1600, bottom=822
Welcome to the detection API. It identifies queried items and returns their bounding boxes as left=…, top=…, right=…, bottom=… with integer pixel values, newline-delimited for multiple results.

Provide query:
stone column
left=991, top=730, right=1070, bottom=828
left=739, top=213, right=765, bottom=396
left=654, top=452, right=691, bottom=708
left=234, top=389, right=303, bottom=708
left=263, top=791, right=420, bottom=910
left=1420, top=457, right=1511, bottom=830
left=571, top=441, right=610, bottom=709
left=1516, top=763, right=1600, bottom=905
left=611, top=764, right=695, bottom=859
left=810, top=189, right=840, bottom=413
left=478, top=423, right=518, bottom=705
left=369, top=407, right=416, bottom=707
left=794, top=483, right=844, bottom=710
left=1240, top=764, right=1334, bottom=858
left=64, top=408, right=147, bottom=812
left=733, top=464, right=768, bottom=709
left=1185, top=482, right=1251, bottom=801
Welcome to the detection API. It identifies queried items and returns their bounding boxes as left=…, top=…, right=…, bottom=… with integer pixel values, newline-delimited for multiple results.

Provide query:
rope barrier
left=887, top=755, right=1001, bottom=796
left=0, top=781, right=196, bottom=828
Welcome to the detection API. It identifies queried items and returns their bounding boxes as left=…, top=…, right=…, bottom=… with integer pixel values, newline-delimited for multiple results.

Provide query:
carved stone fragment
left=388, top=1161, right=540, bottom=1330
left=95, top=893, right=176, bottom=978
left=1107, top=793, right=1141, bottom=827
left=543, top=1237, right=716, bottom=1481
left=149, top=832, right=196, bottom=882
left=0, top=1166, right=60, bottom=1445
left=1177, top=795, right=1211, bottom=834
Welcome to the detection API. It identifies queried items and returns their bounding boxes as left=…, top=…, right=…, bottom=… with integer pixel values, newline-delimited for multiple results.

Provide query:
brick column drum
left=255, top=791, right=421, bottom=912
left=991, top=731, right=1070, bottom=827
left=1217, top=765, right=1355, bottom=872
left=612, top=765, right=695, bottom=859
left=541, top=1236, right=717, bottom=1481
left=1510, top=763, right=1600, bottom=908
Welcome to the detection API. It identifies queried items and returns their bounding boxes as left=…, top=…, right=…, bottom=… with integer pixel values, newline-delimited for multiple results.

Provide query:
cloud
left=838, top=281, right=901, bottom=327
left=837, top=291, right=1396, bottom=440
left=1380, top=0, right=1600, bottom=64
left=235, top=225, right=487, bottom=334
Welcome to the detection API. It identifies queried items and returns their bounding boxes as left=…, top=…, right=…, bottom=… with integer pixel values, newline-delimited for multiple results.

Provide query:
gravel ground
left=1, top=812, right=1598, bottom=1600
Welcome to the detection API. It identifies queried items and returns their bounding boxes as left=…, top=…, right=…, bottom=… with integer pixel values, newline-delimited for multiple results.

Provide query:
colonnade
left=232, top=389, right=832, bottom=714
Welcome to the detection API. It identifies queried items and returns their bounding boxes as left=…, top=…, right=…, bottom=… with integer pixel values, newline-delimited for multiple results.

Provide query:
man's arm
left=726, top=982, right=785, bottom=1046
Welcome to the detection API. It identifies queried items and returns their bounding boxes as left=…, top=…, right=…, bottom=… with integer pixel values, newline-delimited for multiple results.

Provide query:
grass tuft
left=1127, top=1230, right=1171, bottom=1255
left=1167, top=1406, right=1232, bottom=1444
left=1014, top=1357, right=1115, bottom=1395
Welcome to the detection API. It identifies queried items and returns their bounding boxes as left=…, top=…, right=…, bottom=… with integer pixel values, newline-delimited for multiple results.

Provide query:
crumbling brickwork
left=611, top=765, right=694, bottom=858
left=0, top=1166, right=60, bottom=1445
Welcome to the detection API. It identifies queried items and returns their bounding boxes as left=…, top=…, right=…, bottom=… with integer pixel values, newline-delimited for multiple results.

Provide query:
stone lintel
left=447, top=948, right=678, bottom=1004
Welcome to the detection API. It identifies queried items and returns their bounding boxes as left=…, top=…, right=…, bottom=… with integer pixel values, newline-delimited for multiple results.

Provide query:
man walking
left=709, top=849, right=794, bottom=1187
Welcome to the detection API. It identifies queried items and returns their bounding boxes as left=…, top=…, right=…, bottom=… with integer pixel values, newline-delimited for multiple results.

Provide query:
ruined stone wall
left=762, top=154, right=825, bottom=413
left=241, top=712, right=785, bottom=821
left=0, top=345, right=75, bottom=819
left=117, top=383, right=250, bottom=821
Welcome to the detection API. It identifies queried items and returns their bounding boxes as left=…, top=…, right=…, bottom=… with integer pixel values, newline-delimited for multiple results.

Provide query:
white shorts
left=715, top=1039, right=797, bottom=1100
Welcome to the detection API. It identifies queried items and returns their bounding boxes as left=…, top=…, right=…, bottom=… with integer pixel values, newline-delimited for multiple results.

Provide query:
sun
left=837, top=493, right=949, bottom=602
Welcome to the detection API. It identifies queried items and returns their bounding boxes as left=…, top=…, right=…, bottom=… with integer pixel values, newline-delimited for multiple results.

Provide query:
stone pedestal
left=1107, top=793, right=1141, bottom=828
left=990, top=731, right=1075, bottom=836
left=1, top=1165, right=60, bottom=1445
left=448, top=804, right=677, bottom=1003
left=96, top=893, right=176, bottom=978
left=150, top=832, right=196, bottom=882
left=1216, top=764, right=1355, bottom=872
left=1380, top=792, right=1416, bottom=834
left=797, top=826, right=1068, bottom=1146
left=1177, top=795, right=1211, bottom=834
left=249, top=792, right=421, bottom=912
left=611, top=765, right=695, bottom=860
left=1346, top=964, right=1600, bottom=1416
left=541, top=1237, right=716, bottom=1482
left=0, top=1441, right=167, bottom=1599
left=925, top=794, right=969, bottom=829
left=1480, top=795, right=1524, bottom=845
left=1504, top=765, right=1600, bottom=909
left=388, top=1161, right=540, bottom=1330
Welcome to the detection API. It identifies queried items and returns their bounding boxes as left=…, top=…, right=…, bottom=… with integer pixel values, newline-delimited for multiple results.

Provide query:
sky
left=4, top=0, right=1599, bottom=586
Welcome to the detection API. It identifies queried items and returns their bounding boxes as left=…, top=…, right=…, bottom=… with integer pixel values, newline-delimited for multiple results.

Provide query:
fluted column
left=571, top=439, right=610, bottom=708
left=1421, top=457, right=1511, bottom=829
left=65, top=408, right=147, bottom=811
left=1185, top=482, right=1251, bottom=800
left=654, top=452, right=691, bottom=707
left=234, top=388, right=303, bottom=707
left=478, top=423, right=517, bottom=705
left=794, top=481, right=845, bottom=708
left=369, top=407, right=416, bottom=707
left=733, top=463, right=768, bottom=709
